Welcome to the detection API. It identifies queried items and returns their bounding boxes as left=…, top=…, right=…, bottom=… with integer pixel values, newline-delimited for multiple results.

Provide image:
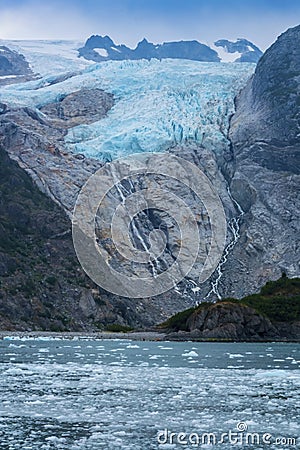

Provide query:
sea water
left=0, top=338, right=299, bottom=449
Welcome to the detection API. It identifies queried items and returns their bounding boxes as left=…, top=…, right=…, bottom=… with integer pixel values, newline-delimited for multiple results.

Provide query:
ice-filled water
left=0, top=338, right=299, bottom=449
left=0, top=57, right=254, bottom=161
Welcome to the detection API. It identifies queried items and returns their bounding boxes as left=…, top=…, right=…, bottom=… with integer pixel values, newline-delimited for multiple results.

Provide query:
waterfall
left=111, top=173, right=158, bottom=278
left=203, top=187, right=244, bottom=301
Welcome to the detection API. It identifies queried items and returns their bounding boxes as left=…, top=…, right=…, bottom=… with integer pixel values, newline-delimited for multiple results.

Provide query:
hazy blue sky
left=0, top=0, right=299, bottom=50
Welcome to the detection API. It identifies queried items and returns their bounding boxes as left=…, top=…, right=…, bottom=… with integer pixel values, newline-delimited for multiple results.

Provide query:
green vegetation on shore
left=160, top=275, right=300, bottom=332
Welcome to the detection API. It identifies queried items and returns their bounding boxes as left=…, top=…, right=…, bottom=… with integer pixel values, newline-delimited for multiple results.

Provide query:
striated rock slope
left=0, top=89, right=113, bottom=213
left=217, top=25, right=300, bottom=298
left=0, top=90, right=194, bottom=330
left=0, top=143, right=171, bottom=331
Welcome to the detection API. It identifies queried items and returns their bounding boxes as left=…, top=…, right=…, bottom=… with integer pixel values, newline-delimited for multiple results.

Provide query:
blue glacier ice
left=0, top=56, right=255, bottom=161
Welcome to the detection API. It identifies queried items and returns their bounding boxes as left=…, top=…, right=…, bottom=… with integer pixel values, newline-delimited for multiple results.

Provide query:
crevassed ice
left=0, top=58, right=255, bottom=161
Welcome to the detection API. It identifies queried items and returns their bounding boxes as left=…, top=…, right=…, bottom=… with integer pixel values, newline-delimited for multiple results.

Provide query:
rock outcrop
left=166, top=301, right=300, bottom=341
left=162, top=276, right=300, bottom=341
left=186, top=302, right=279, bottom=340
left=0, top=46, right=32, bottom=76
left=0, top=46, right=34, bottom=86
left=40, top=88, right=114, bottom=128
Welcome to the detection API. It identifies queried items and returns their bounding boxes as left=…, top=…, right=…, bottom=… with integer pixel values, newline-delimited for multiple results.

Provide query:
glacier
left=0, top=56, right=255, bottom=161
left=0, top=46, right=256, bottom=300
left=0, top=39, right=92, bottom=76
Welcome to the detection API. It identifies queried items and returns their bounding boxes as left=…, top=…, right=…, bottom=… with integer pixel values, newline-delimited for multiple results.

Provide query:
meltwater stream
left=204, top=189, right=245, bottom=301
left=0, top=338, right=299, bottom=450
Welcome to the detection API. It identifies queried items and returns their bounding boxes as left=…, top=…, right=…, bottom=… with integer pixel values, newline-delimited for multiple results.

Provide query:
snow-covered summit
left=79, top=35, right=220, bottom=63
left=214, top=38, right=263, bottom=62
left=78, top=35, right=262, bottom=64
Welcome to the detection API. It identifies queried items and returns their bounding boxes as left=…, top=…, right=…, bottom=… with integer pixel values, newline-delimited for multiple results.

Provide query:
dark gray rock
left=186, top=302, right=279, bottom=340
left=0, top=46, right=32, bottom=76
left=0, top=143, right=180, bottom=331
left=78, top=35, right=220, bottom=62
left=214, top=38, right=262, bottom=62
left=40, top=88, right=114, bottom=127
left=219, top=25, right=300, bottom=297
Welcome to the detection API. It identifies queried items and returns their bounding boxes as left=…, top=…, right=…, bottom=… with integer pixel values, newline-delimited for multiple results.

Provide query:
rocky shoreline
left=0, top=330, right=166, bottom=341
left=0, top=330, right=299, bottom=343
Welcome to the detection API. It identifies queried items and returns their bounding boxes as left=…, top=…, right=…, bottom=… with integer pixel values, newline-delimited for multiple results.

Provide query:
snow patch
left=0, top=75, right=18, bottom=79
left=210, top=43, right=241, bottom=62
left=94, top=48, right=109, bottom=57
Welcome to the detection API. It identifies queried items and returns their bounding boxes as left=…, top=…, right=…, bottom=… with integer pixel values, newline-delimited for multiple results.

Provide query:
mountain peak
left=214, top=38, right=262, bottom=62
left=79, top=35, right=220, bottom=62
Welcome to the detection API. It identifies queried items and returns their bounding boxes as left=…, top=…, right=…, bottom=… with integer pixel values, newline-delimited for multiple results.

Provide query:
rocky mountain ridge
left=0, top=46, right=32, bottom=76
left=214, top=38, right=262, bottom=62
left=78, top=35, right=262, bottom=63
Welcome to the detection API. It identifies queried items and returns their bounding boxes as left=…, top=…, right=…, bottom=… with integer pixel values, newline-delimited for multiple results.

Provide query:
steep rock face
left=230, top=26, right=300, bottom=147
left=0, top=89, right=113, bottom=213
left=0, top=46, right=32, bottom=76
left=0, top=46, right=35, bottom=86
left=78, top=35, right=220, bottom=62
left=0, top=144, right=182, bottom=330
left=222, top=25, right=300, bottom=297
